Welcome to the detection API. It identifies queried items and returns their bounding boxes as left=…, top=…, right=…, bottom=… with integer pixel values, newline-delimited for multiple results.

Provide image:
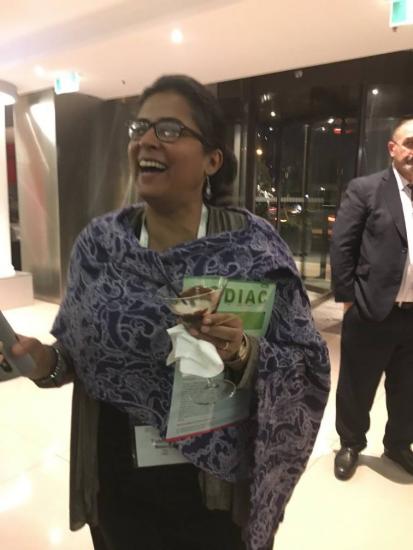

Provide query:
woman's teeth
left=138, top=160, right=167, bottom=172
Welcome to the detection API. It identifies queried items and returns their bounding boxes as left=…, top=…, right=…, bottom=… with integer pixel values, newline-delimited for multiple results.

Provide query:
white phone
left=0, top=310, right=36, bottom=381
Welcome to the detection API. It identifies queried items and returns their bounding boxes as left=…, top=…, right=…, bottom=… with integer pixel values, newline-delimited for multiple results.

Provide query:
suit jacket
left=330, top=168, right=408, bottom=321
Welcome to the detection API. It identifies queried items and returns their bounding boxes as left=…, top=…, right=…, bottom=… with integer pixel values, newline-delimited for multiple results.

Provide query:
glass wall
left=360, top=84, right=413, bottom=175
left=218, top=50, right=413, bottom=298
left=252, top=84, right=360, bottom=294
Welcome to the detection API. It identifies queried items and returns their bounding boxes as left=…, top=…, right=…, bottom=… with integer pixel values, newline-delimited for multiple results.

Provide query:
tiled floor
left=275, top=299, right=413, bottom=550
left=0, top=302, right=90, bottom=550
left=0, top=299, right=412, bottom=550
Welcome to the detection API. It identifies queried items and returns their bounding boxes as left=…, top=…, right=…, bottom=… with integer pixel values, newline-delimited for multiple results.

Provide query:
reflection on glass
left=253, top=84, right=360, bottom=295
left=361, top=84, right=413, bottom=176
left=29, top=100, right=56, bottom=143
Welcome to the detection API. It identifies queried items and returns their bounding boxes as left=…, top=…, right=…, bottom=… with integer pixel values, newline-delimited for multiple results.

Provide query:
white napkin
left=166, top=324, right=224, bottom=378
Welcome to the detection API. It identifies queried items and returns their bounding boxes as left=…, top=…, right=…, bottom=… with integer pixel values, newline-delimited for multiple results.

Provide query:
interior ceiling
left=1, top=0, right=412, bottom=100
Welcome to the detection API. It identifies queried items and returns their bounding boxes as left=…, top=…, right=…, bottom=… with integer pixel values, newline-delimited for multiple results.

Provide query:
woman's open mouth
left=138, top=159, right=168, bottom=174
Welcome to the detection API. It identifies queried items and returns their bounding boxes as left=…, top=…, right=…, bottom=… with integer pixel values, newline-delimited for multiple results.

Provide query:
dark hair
left=138, top=75, right=237, bottom=206
left=391, top=117, right=413, bottom=139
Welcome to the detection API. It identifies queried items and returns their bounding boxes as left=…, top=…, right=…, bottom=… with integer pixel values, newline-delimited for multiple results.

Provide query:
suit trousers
left=336, top=304, right=413, bottom=450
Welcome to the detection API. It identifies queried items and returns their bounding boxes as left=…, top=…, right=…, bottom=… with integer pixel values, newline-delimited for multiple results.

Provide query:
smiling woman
left=130, top=90, right=216, bottom=215
left=2, top=75, right=330, bottom=550
left=132, top=76, right=236, bottom=204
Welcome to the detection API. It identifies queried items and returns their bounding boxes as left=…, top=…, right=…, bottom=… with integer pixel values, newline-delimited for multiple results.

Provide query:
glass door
left=254, top=115, right=358, bottom=295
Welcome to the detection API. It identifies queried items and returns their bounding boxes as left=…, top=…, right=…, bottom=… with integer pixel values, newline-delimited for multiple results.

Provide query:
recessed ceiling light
left=270, top=111, right=276, bottom=118
left=372, top=88, right=379, bottom=95
left=34, top=65, right=46, bottom=77
left=260, top=93, right=274, bottom=103
left=171, top=29, right=183, bottom=44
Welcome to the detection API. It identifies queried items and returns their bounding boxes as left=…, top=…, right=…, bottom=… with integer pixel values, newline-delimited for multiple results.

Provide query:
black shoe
left=334, top=447, right=359, bottom=480
left=384, top=447, right=413, bottom=475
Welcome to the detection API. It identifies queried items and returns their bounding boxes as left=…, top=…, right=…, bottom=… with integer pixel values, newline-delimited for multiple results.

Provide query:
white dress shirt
left=393, top=166, right=413, bottom=302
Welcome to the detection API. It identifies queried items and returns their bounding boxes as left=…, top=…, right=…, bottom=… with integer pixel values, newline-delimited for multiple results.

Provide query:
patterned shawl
left=52, top=206, right=330, bottom=550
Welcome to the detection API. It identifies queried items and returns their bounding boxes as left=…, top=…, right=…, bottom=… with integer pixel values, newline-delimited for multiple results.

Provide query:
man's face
left=388, top=120, right=413, bottom=183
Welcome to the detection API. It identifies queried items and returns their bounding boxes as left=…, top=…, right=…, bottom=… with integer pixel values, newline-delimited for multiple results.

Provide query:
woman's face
left=128, top=91, right=222, bottom=209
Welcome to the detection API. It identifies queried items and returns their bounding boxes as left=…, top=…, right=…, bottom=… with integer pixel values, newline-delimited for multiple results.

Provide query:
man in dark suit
left=330, top=118, right=413, bottom=480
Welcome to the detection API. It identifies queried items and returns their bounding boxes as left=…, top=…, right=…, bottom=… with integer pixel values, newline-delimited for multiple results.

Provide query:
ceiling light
left=34, top=65, right=46, bottom=78
left=328, top=118, right=334, bottom=124
left=171, top=29, right=183, bottom=43
left=260, top=93, right=274, bottom=103
left=270, top=111, right=276, bottom=118
left=256, top=148, right=263, bottom=156
left=0, top=80, right=18, bottom=106
left=372, top=88, right=379, bottom=95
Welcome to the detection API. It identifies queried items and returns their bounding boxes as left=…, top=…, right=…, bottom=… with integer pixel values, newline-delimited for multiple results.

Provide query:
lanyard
left=139, top=204, right=208, bottom=248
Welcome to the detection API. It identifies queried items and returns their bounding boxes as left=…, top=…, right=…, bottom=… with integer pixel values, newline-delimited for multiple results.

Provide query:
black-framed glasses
left=127, top=117, right=207, bottom=145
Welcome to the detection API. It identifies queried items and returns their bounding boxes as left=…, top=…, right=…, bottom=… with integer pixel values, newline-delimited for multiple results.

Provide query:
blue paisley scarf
left=52, top=206, right=330, bottom=550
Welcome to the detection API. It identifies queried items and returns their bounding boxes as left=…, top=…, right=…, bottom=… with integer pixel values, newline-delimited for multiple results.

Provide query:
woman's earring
left=204, top=175, right=211, bottom=199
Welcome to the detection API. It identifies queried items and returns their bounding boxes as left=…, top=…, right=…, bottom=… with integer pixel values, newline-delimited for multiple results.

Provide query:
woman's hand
left=0, top=335, right=56, bottom=381
left=187, top=312, right=244, bottom=363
